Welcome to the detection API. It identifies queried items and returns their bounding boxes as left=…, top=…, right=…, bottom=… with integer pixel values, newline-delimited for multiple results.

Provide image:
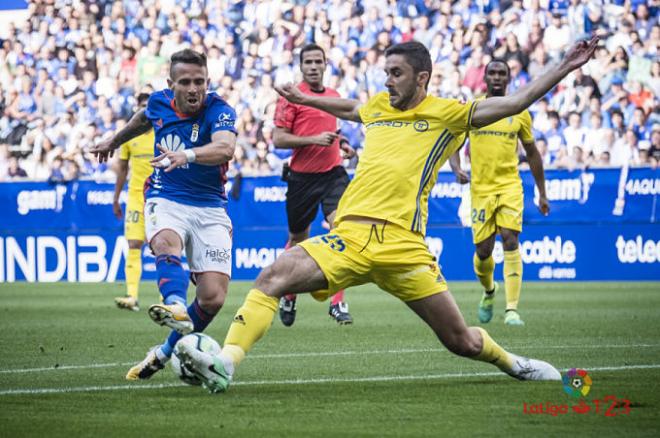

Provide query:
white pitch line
left=0, top=362, right=134, bottom=374
left=2, top=343, right=659, bottom=375
left=1, top=363, right=659, bottom=396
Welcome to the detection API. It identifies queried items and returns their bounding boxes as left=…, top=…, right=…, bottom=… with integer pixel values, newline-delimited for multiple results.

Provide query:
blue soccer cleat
left=478, top=282, right=498, bottom=323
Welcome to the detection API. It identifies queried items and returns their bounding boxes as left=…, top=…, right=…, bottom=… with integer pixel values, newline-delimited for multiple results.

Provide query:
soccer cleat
left=115, top=295, right=140, bottom=312
left=279, top=296, right=297, bottom=327
left=329, top=302, right=353, bottom=325
left=508, top=355, right=562, bottom=381
left=477, top=282, right=498, bottom=323
left=125, top=346, right=167, bottom=380
left=148, top=303, right=193, bottom=335
left=174, top=342, right=233, bottom=394
left=505, top=309, right=525, bottom=326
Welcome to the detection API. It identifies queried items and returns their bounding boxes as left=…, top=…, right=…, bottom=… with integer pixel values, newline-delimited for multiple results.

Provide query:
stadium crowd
left=0, top=0, right=658, bottom=182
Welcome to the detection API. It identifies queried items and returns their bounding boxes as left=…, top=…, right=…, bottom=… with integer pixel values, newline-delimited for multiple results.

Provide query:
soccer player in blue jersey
left=91, top=49, right=237, bottom=380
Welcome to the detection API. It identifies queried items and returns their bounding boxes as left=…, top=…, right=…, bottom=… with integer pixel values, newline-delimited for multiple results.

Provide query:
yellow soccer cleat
left=148, top=303, right=194, bottom=335
left=126, top=347, right=166, bottom=380
left=115, top=295, right=140, bottom=312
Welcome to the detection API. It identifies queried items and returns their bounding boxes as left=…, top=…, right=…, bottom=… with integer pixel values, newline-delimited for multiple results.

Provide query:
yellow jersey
left=119, top=130, right=155, bottom=196
left=468, top=103, right=533, bottom=196
left=335, top=92, right=475, bottom=235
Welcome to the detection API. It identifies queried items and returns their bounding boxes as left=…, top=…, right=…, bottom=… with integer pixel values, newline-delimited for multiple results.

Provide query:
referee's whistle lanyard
left=359, top=221, right=388, bottom=253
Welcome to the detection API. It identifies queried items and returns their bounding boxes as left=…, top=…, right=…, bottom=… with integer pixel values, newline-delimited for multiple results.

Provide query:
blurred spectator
left=610, top=129, right=641, bottom=167
left=7, top=155, right=27, bottom=179
left=0, top=0, right=656, bottom=182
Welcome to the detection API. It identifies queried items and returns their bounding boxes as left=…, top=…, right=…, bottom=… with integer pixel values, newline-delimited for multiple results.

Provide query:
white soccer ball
left=171, top=333, right=222, bottom=386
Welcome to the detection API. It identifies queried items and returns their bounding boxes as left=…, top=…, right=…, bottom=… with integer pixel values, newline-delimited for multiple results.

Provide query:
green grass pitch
left=1, top=281, right=659, bottom=437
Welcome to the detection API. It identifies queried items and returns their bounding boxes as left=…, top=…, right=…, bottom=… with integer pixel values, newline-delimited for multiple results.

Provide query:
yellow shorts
left=124, top=194, right=146, bottom=242
left=298, top=221, right=448, bottom=303
left=471, top=191, right=523, bottom=244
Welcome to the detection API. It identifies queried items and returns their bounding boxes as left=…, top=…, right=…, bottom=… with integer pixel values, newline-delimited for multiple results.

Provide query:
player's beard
left=389, top=82, right=417, bottom=110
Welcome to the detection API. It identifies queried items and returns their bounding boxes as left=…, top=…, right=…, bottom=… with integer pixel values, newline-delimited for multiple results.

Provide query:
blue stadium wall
left=0, top=168, right=658, bottom=282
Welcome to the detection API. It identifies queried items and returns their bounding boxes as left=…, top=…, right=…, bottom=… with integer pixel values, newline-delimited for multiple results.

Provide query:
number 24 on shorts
left=472, top=208, right=486, bottom=224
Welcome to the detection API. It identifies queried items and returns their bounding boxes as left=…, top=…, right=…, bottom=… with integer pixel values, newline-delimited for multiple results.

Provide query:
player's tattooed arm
left=112, top=109, right=151, bottom=146
left=274, top=83, right=362, bottom=123
left=471, top=36, right=598, bottom=128
left=90, top=109, right=151, bottom=163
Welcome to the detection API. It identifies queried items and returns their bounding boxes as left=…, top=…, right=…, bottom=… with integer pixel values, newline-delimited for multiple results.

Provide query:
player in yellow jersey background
left=450, top=59, right=549, bottom=326
left=174, top=38, right=599, bottom=393
left=112, top=92, right=154, bottom=311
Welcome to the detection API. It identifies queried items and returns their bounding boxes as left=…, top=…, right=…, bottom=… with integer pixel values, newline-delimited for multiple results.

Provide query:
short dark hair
left=299, top=43, right=326, bottom=64
left=136, top=93, right=150, bottom=106
left=384, top=41, right=432, bottom=88
left=170, top=49, right=207, bottom=78
left=485, top=58, right=511, bottom=77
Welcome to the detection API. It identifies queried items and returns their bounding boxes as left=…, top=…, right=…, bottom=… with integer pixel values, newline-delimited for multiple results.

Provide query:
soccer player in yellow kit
left=175, top=38, right=598, bottom=393
left=450, top=59, right=549, bottom=326
left=113, top=92, right=154, bottom=311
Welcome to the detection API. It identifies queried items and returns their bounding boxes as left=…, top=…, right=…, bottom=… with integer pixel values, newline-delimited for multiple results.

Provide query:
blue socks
left=155, top=255, right=188, bottom=306
left=159, top=299, right=218, bottom=358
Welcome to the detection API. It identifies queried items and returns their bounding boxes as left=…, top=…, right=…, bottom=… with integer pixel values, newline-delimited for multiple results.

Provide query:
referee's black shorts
left=285, top=166, right=350, bottom=234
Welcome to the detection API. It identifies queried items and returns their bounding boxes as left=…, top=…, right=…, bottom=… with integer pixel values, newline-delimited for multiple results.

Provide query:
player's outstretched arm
left=151, top=130, right=236, bottom=172
left=90, top=109, right=151, bottom=163
left=471, top=36, right=599, bottom=128
left=274, top=83, right=362, bottom=123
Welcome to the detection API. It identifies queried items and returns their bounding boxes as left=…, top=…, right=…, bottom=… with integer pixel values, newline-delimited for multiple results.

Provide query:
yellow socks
left=473, top=253, right=495, bottom=292
left=503, top=249, right=523, bottom=310
left=223, top=289, right=279, bottom=366
left=125, top=248, right=142, bottom=299
left=472, top=327, right=514, bottom=373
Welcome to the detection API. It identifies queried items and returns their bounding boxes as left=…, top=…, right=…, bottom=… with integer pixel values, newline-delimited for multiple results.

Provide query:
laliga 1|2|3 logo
left=523, top=369, right=633, bottom=417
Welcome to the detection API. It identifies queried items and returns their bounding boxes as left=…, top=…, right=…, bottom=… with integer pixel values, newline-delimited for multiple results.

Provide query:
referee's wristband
left=184, top=149, right=196, bottom=163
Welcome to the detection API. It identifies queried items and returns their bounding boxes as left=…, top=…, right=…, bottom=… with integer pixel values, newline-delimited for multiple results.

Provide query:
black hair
left=136, top=93, right=150, bottom=106
left=384, top=41, right=432, bottom=88
left=299, top=43, right=326, bottom=64
left=485, top=58, right=511, bottom=77
left=170, top=49, right=207, bottom=78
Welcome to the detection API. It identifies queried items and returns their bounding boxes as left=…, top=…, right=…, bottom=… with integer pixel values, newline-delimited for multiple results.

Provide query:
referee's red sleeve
left=274, top=96, right=296, bottom=129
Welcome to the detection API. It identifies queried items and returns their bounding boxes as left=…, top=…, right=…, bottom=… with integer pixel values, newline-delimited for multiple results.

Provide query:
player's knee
left=127, top=240, right=143, bottom=250
left=501, top=235, right=519, bottom=251
left=475, top=246, right=491, bottom=260
left=198, top=295, right=224, bottom=314
left=443, top=332, right=481, bottom=357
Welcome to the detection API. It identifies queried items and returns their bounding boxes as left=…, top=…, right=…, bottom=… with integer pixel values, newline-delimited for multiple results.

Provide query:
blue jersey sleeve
left=144, top=90, right=170, bottom=126
left=207, top=97, right=237, bottom=135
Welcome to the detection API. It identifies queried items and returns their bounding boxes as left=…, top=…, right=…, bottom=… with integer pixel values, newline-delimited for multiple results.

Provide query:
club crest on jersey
left=191, top=124, right=199, bottom=142
left=508, top=117, right=513, bottom=125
